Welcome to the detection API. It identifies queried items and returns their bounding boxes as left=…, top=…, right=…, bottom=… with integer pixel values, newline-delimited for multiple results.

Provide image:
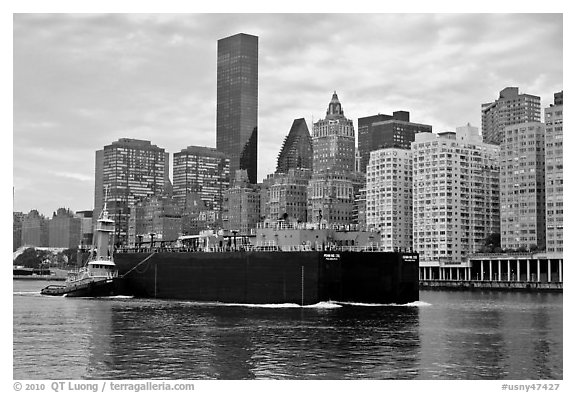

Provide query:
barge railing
left=116, top=242, right=402, bottom=253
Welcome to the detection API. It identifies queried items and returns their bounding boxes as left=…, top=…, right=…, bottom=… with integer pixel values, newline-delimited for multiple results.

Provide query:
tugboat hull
left=40, top=278, right=127, bottom=297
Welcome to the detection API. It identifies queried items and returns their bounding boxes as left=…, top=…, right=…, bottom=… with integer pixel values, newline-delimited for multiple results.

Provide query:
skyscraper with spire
left=307, top=92, right=358, bottom=225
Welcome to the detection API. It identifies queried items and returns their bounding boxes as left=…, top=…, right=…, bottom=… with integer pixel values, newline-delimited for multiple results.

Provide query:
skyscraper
left=48, top=208, right=81, bottom=248
left=21, top=209, right=49, bottom=247
left=500, top=122, right=546, bottom=251
left=13, top=212, right=24, bottom=251
left=481, top=87, right=541, bottom=145
left=311, top=92, right=356, bottom=173
left=222, top=170, right=261, bottom=234
left=544, top=91, right=563, bottom=254
left=358, top=111, right=432, bottom=173
left=94, top=138, right=169, bottom=245
left=412, top=125, right=500, bottom=279
left=127, top=194, right=182, bottom=247
left=265, top=168, right=311, bottom=222
left=307, top=92, right=357, bottom=225
left=216, top=33, right=258, bottom=184
left=172, top=146, right=230, bottom=214
left=276, top=118, right=312, bottom=174
left=366, top=148, right=413, bottom=251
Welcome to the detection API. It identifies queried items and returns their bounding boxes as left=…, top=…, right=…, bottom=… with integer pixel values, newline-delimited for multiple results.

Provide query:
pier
left=418, top=252, right=563, bottom=291
left=420, top=280, right=562, bottom=291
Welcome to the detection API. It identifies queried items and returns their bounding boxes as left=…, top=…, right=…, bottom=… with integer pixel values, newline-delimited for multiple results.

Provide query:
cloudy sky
left=13, top=13, right=563, bottom=216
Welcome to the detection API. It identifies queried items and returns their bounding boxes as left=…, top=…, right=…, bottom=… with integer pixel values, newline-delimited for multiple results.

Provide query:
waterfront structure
left=222, top=170, right=261, bottom=234
left=481, top=87, right=541, bottom=145
left=128, top=194, right=182, bottom=247
left=358, top=111, right=432, bottom=173
left=366, top=148, right=413, bottom=251
left=172, top=145, right=230, bottom=216
left=544, top=91, right=563, bottom=254
left=266, top=168, right=311, bottom=222
left=307, top=92, right=357, bottom=225
left=216, top=33, right=258, bottom=184
left=499, top=122, right=547, bottom=251
left=48, top=208, right=81, bottom=248
left=21, top=209, right=49, bottom=247
left=276, top=118, right=312, bottom=173
left=463, top=253, right=563, bottom=285
left=94, top=138, right=169, bottom=245
left=412, top=125, right=500, bottom=279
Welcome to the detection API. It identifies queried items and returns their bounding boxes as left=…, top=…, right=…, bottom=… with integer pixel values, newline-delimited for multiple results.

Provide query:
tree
left=483, top=233, right=501, bottom=252
left=62, top=248, right=79, bottom=266
left=13, top=248, right=50, bottom=268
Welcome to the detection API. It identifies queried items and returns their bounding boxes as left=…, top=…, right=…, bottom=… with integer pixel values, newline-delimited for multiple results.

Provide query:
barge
left=114, top=223, right=419, bottom=305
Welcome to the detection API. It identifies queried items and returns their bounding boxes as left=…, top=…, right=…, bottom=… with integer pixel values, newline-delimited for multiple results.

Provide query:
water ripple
left=13, top=280, right=562, bottom=380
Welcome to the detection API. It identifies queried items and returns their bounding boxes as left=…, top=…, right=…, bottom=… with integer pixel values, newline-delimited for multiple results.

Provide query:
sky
left=13, top=13, right=563, bottom=217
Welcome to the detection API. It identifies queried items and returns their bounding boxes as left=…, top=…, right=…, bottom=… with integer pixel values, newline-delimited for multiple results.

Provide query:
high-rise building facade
left=172, top=146, right=230, bottom=215
left=276, top=118, right=313, bottom=174
left=352, top=187, right=367, bottom=230
left=128, top=194, right=182, bottom=247
left=358, top=111, right=432, bottom=173
left=500, top=122, right=546, bottom=251
left=311, top=92, right=355, bottom=173
left=216, top=33, right=258, bottom=184
left=412, top=125, right=500, bottom=273
left=481, top=87, right=541, bottom=145
left=222, top=170, right=261, bottom=234
left=544, top=92, right=563, bottom=254
left=94, top=138, right=169, bottom=245
left=75, top=210, right=94, bottom=247
left=307, top=92, right=357, bottom=225
left=13, top=212, right=24, bottom=251
left=21, top=209, right=49, bottom=247
left=48, top=208, right=81, bottom=248
left=366, top=148, right=413, bottom=251
left=266, top=168, right=311, bottom=222
left=501, top=122, right=547, bottom=253
left=181, top=193, right=220, bottom=235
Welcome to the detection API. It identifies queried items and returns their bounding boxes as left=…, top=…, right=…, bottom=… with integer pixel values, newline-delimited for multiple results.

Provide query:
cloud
left=54, top=172, right=93, bottom=182
left=13, top=13, right=563, bottom=216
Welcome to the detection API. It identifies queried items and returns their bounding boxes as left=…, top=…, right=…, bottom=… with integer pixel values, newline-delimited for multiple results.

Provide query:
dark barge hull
left=114, top=251, right=419, bottom=305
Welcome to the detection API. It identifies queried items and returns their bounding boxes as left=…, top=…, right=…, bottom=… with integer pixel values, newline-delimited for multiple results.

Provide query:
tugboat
left=41, top=200, right=123, bottom=297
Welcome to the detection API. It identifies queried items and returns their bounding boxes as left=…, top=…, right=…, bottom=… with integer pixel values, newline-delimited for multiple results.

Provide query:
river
left=13, top=280, right=562, bottom=379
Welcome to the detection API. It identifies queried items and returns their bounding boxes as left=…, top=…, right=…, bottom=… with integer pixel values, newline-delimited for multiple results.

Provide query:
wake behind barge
left=114, top=223, right=419, bottom=305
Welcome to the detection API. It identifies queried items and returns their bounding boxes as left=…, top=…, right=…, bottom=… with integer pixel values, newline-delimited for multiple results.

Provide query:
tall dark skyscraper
left=216, top=33, right=258, bottom=184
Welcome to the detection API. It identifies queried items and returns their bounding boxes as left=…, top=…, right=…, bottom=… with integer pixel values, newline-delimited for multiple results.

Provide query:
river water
left=13, top=280, right=562, bottom=380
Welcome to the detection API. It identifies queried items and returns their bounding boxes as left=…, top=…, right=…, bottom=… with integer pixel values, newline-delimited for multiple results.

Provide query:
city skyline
left=13, top=13, right=562, bottom=216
